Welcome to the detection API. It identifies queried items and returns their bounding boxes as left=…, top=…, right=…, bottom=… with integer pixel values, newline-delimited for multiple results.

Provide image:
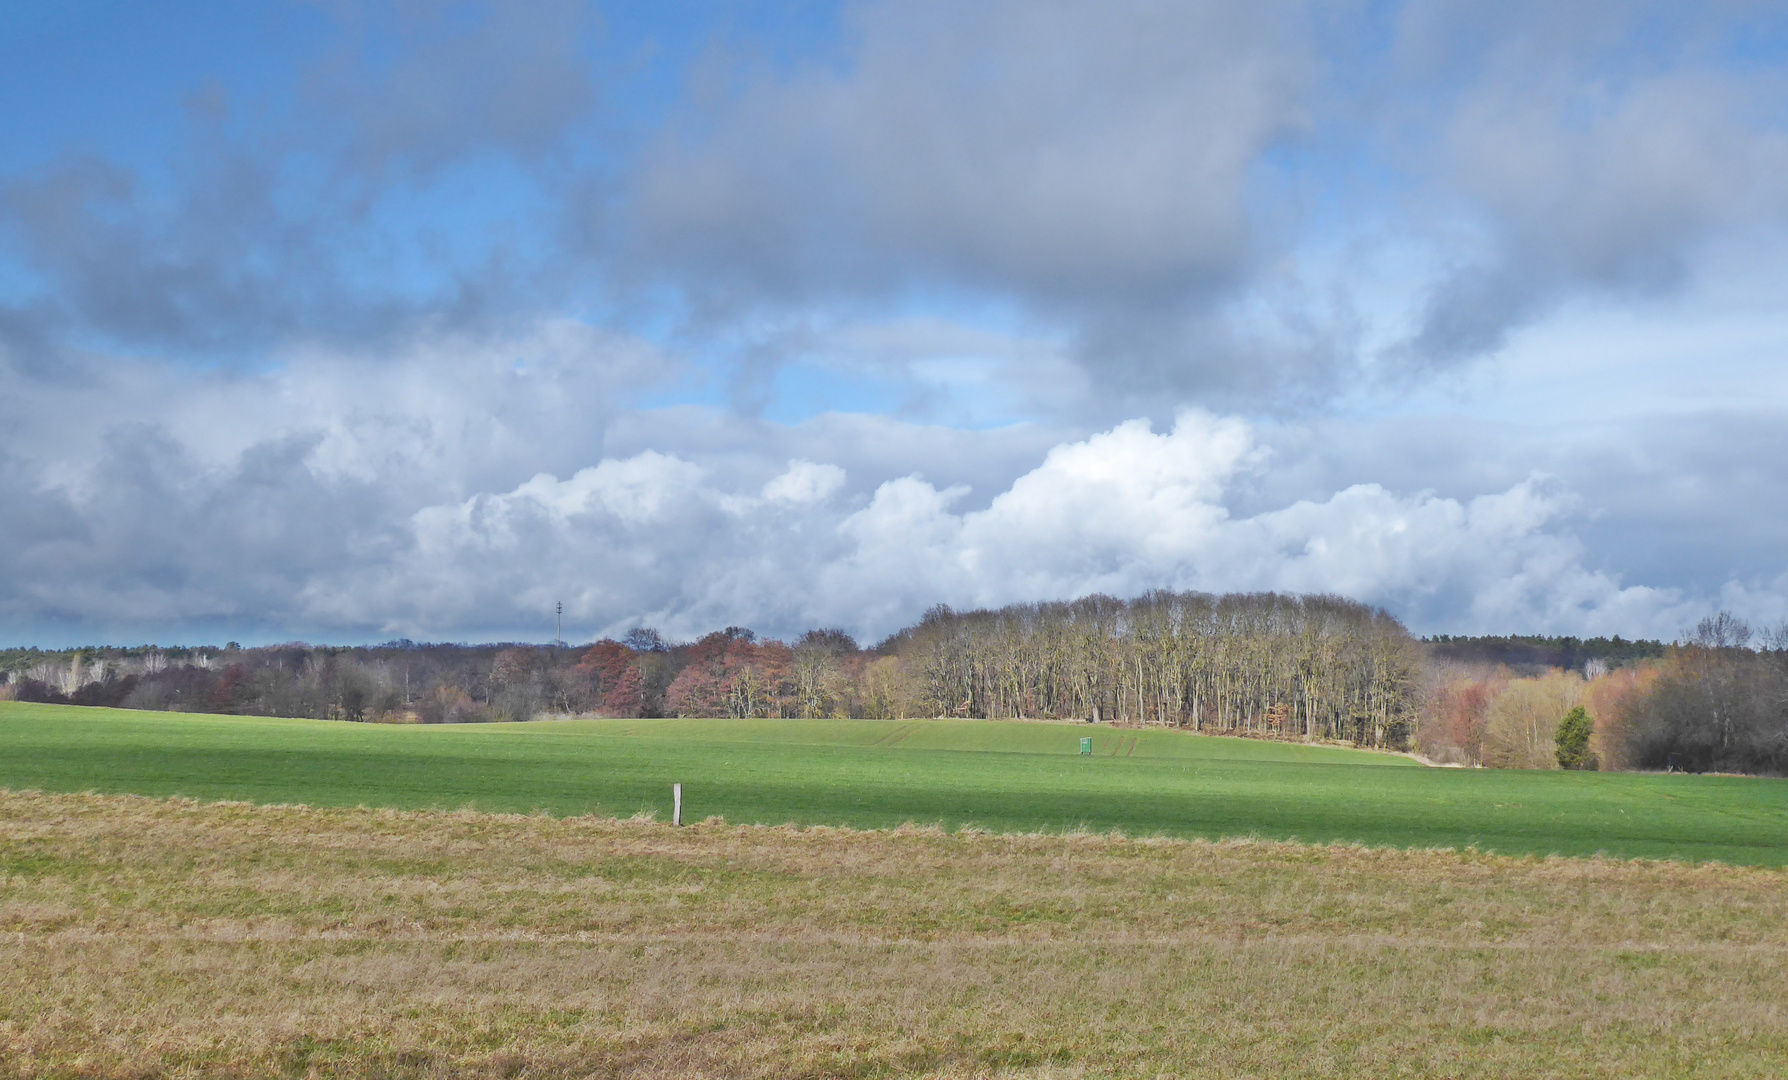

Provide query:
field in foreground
left=2, top=791, right=1786, bottom=1079
left=3, top=702, right=1787, bottom=864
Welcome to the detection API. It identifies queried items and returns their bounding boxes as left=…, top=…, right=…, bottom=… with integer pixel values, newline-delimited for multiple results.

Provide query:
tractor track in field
left=869, top=723, right=915, bottom=749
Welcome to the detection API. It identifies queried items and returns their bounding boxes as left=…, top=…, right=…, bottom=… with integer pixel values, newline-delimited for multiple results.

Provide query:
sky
left=3, top=0, right=1788, bottom=647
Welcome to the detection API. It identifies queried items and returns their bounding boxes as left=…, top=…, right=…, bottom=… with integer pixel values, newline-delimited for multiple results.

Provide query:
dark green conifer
left=1555, top=706, right=1597, bottom=770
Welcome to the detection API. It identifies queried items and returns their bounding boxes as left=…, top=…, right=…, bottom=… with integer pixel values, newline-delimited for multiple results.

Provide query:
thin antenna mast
left=556, top=600, right=563, bottom=649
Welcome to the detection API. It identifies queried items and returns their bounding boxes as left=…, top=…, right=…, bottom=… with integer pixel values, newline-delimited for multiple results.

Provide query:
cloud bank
left=0, top=330, right=1727, bottom=644
left=2, top=1, right=1787, bottom=645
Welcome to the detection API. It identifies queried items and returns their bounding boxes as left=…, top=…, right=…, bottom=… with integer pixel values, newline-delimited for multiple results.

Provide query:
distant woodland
left=4, top=595, right=1785, bottom=775
left=1421, top=613, right=1788, bottom=777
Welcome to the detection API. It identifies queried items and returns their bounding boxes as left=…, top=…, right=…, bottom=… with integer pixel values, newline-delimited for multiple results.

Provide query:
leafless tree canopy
left=884, top=592, right=1420, bottom=748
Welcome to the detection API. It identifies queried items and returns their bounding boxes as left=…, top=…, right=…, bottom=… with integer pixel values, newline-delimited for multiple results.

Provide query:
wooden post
left=673, top=783, right=683, bottom=827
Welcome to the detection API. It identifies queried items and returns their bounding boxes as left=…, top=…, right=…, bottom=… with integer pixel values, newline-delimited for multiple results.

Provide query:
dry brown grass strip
left=2, top=790, right=1785, bottom=1078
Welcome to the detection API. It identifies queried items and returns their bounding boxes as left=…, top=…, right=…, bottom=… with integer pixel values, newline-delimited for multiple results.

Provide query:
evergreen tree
left=1554, top=706, right=1597, bottom=770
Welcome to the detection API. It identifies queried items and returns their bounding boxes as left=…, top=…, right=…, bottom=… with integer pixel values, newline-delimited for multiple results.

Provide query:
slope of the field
left=3, top=701, right=1785, bottom=864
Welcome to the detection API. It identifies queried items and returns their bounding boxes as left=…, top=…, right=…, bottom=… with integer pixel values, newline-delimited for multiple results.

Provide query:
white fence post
left=673, top=783, right=683, bottom=827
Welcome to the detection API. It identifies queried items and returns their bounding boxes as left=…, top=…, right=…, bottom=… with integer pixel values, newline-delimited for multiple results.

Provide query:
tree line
left=5, top=601, right=1785, bottom=774
left=1420, top=613, right=1788, bottom=776
left=0, top=591, right=1421, bottom=748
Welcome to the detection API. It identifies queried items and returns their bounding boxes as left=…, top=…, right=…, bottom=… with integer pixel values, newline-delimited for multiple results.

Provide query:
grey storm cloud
left=0, top=149, right=379, bottom=357
left=0, top=423, right=356, bottom=633
left=615, top=0, right=1325, bottom=403
left=606, top=0, right=1788, bottom=402
left=0, top=321, right=677, bottom=641
left=9, top=1, right=1781, bottom=397
left=306, top=0, right=598, bottom=180
left=626, top=1, right=1310, bottom=305
left=1390, top=2, right=1788, bottom=368
left=0, top=0, right=599, bottom=363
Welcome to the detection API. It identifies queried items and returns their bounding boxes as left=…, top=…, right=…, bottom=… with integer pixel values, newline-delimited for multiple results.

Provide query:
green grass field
left=3, top=700, right=1786, bottom=865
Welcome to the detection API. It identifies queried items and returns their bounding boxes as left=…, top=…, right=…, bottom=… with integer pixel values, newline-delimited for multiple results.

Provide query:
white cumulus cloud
left=293, top=410, right=1716, bottom=643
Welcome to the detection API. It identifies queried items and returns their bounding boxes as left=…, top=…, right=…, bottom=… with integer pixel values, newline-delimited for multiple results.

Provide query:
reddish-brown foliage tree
left=603, top=663, right=645, bottom=716
left=575, top=640, right=647, bottom=717
left=209, top=664, right=250, bottom=714
left=665, top=631, right=797, bottom=717
left=1425, top=672, right=1504, bottom=764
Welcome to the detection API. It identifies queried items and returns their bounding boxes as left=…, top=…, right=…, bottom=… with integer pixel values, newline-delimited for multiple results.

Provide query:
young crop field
left=2, top=791, right=1786, bottom=1078
left=2, top=701, right=1786, bottom=864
